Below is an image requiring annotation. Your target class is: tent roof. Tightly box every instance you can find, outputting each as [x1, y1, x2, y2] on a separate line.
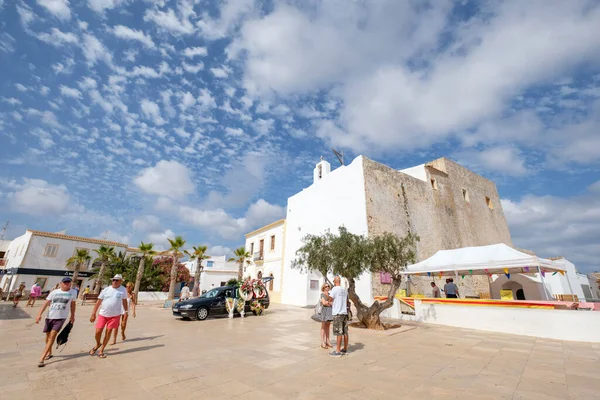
[403, 243, 565, 276]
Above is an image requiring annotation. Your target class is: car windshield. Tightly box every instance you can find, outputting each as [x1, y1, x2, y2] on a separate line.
[201, 289, 220, 299]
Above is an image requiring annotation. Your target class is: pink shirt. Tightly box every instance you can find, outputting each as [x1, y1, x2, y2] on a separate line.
[31, 285, 42, 297]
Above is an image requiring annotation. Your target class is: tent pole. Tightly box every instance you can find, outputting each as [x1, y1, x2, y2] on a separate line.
[538, 266, 550, 300]
[565, 271, 575, 299]
[487, 274, 493, 299]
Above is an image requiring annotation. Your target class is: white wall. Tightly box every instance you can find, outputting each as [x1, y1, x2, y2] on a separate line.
[138, 291, 168, 301]
[200, 270, 238, 292]
[281, 156, 372, 306]
[399, 164, 427, 182]
[413, 300, 600, 342]
[245, 222, 285, 293]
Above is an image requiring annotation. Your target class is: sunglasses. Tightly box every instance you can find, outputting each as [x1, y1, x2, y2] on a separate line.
[112, 279, 120, 282]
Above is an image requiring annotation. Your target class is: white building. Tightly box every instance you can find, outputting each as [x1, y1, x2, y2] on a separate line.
[491, 258, 596, 301]
[244, 219, 285, 303]
[1, 230, 128, 296]
[183, 255, 238, 294]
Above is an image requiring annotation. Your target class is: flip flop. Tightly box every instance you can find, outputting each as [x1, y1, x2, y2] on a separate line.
[89, 346, 99, 356]
[44, 355, 53, 360]
[38, 361, 45, 368]
[98, 353, 107, 359]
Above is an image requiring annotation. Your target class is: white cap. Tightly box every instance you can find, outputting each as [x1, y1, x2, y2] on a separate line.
[112, 274, 123, 281]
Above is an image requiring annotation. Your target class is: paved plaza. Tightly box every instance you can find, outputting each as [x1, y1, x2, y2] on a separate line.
[1, 301, 600, 400]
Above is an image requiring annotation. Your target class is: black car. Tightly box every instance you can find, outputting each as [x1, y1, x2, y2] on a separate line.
[172, 285, 270, 320]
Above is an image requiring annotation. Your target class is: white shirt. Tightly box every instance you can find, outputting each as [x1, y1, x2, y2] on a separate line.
[329, 285, 348, 316]
[47, 289, 77, 320]
[180, 286, 190, 299]
[98, 285, 127, 317]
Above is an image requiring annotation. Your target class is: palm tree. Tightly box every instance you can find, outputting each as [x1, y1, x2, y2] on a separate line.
[229, 247, 252, 281]
[167, 236, 186, 300]
[67, 249, 91, 295]
[184, 245, 210, 297]
[134, 242, 156, 301]
[93, 245, 115, 294]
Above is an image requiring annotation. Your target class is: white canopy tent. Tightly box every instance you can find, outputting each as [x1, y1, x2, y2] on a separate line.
[401, 244, 567, 300]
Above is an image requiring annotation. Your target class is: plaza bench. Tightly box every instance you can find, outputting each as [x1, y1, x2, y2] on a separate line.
[82, 293, 100, 304]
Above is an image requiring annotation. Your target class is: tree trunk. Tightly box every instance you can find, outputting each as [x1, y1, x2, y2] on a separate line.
[167, 257, 178, 300]
[94, 261, 107, 294]
[347, 277, 402, 330]
[193, 263, 203, 297]
[134, 256, 145, 301]
[237, 262, 243, 281]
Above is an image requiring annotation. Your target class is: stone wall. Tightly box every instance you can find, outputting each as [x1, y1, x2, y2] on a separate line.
[363, 157, 513, 298]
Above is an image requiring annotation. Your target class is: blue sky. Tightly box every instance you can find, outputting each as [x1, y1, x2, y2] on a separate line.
[1, 0, 599, 272]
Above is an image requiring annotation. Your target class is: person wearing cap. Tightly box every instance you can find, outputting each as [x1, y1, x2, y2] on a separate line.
[89, 274, 128, 359]
[35, 277, 77, 367]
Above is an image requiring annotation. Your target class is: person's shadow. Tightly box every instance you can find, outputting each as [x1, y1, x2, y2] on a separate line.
[50, 344, 165, 363]
[0, 303, 32, 320]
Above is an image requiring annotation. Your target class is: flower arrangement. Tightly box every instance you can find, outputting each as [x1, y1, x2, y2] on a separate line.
[225, 298, 236, 314]
[236, 298, 246, 314]
[252, 280, 267, 299]
[239, 278, 254, 301]
[250, 300, 264, 316]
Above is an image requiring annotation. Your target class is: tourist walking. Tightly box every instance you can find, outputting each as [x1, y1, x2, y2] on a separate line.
[430, 282, 441, 298]
[180, 282, 190, 301]
[110, 282, 136, 344]
[445, 278, 459, 298]
[329, 276, 349, 357]
[35, 277, 77, 367]
[89, 274, 128, 359]
[316, 283, 333, 349]
[12, 282, 26, 307]
[27, 282, 42, 307]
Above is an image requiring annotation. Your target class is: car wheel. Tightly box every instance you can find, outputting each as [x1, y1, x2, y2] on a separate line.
[196, 307, 209, 321]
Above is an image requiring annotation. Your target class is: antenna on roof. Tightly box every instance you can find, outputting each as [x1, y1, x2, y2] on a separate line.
[331, 148, 344, 166]
[0, 221, 8, 241]
[102, 230, 109, 240]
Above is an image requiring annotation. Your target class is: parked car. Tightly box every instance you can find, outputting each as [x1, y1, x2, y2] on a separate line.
[172, 285, 270, 320]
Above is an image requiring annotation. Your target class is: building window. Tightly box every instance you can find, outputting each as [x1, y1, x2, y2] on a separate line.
[250, 243, 254, 255]
[485, 196, 494, 209]
[462, 189, 470, 202]
[44, 244, 59, 257]
[431, 178, 438, 190]
[206, 261, 214, 268]
[270, 235, 275, 251]
[318, 164, 322, 179]
[380, 272, 392, 284]
[309, 280, 319, 290]
[220, 281, 226, 287]
[259, 239, 264, 259]
[35, 277, 47, 290]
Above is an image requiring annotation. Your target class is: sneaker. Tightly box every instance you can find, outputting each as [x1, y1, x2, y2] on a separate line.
[329, 351, 342, 357]
[340, 349, 347, 354]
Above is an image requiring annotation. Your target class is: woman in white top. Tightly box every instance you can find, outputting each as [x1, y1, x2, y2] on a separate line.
[110, 282, 136, 344]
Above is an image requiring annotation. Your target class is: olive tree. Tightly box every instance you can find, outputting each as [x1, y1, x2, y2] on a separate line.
[292, 226, 419, 330]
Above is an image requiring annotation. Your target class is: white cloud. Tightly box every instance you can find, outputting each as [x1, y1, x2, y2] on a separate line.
[182, 62, 204, 74]
[15, 83, 28, 92]
[36, 28, 77, 46]
[88, 0, 128, 14]
[0, 32, 16, 53]
[197, 0, 257, 39]
[144, 0, 196, 35]
[230, 1, 600, 154]
[183, 46, 207, 58]
[134, 160, 194, 198]
[179, 91, 196, 111]
[59, 85, 82, 99]
[197, 88, 216, 110]
[132, 215, 162, 233]
[207, 246, 232, 257]
[112, 25, 155, 49]
[17, 3, 36, 29]
[502, 181, 600, 272]
[6, 179, 71, 215]
[454, 146, 528, 177]
[210, 67, 229, 78]
[147, 229, 176, 249]
[81, 33, 113, 67]
[140, 99, 166, 125]
[225, 127, 244, 137]
[252, 118, 274, 136]
[36, 0, 71, 20]
[26, 109, 61, 128]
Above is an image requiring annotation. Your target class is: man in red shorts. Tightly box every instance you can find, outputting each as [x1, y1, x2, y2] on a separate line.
[89, 274, 127, 358]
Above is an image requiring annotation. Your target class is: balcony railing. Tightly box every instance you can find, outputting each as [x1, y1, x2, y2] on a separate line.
[253, 252, 264, 261]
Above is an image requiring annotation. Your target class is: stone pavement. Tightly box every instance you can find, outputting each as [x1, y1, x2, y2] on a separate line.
[1, 301, 599, 400]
